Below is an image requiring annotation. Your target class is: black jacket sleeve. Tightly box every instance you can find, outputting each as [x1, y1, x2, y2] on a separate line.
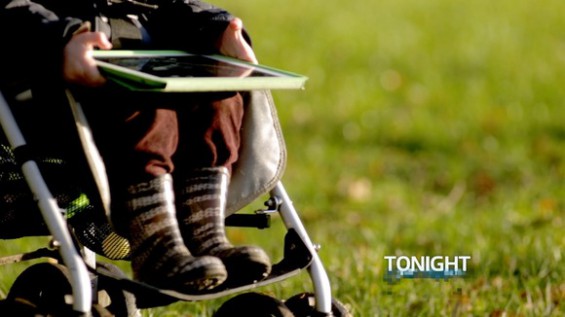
[0, 0, 86, 93]
[142, 0, 251, 54]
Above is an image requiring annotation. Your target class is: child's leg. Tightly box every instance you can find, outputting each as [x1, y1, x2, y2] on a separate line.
[82, 92, 227, 292]
[123, 173, 227, 292]
[174, 93, 272, 286]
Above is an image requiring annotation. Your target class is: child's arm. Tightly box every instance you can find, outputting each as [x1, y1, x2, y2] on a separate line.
[0, 0, 88, 88]
[217, 18, 257, 64]
[63, 27, 113, 87]
[142, 0, 253, 55]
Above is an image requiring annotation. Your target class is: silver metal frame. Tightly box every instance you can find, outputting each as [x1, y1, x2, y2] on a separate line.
[271, 183, 334, 314]
[0, 92, 92, 315]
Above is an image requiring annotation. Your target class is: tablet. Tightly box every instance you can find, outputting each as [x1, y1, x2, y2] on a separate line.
[92, 50, 308, 92]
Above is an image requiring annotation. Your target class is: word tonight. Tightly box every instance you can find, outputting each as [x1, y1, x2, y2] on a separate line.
[384, 255, 471, 272]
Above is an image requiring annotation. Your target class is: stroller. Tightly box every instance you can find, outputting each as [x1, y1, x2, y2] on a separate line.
[0, 81, 351, 316]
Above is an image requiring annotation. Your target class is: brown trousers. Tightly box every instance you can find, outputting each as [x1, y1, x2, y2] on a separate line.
[81, 90, 244, 192]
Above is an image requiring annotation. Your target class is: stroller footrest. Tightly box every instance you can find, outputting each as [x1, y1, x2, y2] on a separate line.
[94, 229, 313, 308]
[225, 213, 271, 229]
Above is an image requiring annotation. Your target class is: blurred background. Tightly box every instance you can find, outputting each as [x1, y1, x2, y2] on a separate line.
[206, 0, 564, 315]
[1, 0, 563, 316]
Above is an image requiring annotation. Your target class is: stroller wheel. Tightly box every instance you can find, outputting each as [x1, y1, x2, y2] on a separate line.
[213, 292, 295, 317]
[0, 298, 42, 316]
[7, 262, 75, 316]
[285, 292, 352, 317]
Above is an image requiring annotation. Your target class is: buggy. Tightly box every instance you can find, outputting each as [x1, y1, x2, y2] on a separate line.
[0, 79, 351, 316]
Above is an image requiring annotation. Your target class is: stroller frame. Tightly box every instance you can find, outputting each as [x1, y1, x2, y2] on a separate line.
[0, 89, 339, 316]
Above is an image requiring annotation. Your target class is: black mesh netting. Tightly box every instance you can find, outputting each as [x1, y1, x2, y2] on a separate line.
[0, 144, 130, 260]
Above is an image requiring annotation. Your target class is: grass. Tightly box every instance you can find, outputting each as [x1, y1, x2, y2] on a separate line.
[1, 0, 564, 316]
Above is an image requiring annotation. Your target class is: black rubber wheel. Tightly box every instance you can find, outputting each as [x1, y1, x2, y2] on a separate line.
[285, 292, 352, 317]
[213, 292, 295, 317]
[0, 298, 43, 316]
[96, 262, 140, 317]
[7, 262, 75, 316]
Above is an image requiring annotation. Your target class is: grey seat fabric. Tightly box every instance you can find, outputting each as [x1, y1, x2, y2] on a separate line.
[226, 90, 286, 215]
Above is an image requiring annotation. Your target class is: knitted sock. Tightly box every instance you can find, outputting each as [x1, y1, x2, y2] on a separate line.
[124, 174, 227, 292]
[178, 167, 271, 287]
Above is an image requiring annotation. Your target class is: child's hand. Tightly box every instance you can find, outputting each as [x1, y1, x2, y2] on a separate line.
[63, 30, 112, 87]
[217, 18, 258, 64]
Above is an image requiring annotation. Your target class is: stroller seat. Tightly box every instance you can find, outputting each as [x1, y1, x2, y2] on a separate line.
[0, 89, 285, 255]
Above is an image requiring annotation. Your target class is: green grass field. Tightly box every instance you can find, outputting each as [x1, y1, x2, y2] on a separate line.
[1, 0, 564, 316]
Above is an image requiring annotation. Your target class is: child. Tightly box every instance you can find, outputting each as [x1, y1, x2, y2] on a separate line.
[0, 0, 271, 292]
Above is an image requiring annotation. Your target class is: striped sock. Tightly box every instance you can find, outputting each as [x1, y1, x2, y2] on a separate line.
[123, 174, 227, 292]
[178, 167, 271, 286]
